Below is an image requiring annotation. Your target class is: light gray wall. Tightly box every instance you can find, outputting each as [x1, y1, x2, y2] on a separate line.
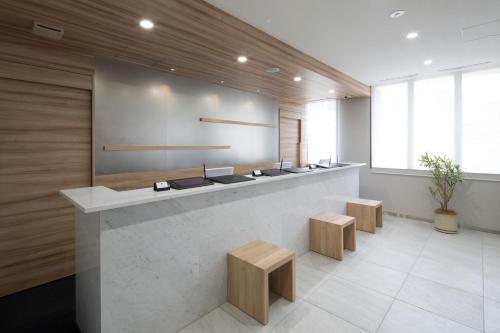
[339, 97, 500, 232]
[95, 59, 278, 175]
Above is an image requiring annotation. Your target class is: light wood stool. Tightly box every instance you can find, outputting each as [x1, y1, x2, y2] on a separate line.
[346, 198, 383, 233]
[227, 240, 295, 325]
[309, 213, 356, 260]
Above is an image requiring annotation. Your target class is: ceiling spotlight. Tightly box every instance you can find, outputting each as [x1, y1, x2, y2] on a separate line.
[406, 31, 418, 39]
[423, 59, 433, 65]
[139, 19, 154, 30]
[220, 80, 224, 84]
[390, 10, 406, 19]
[170, 68, 176, 72]
[237, 56, 248, 63]
[294, 76, 302, 82]
[328, 89, 335, 94]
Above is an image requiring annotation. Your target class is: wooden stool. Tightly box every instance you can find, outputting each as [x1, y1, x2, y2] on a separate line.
[309, 213, 356, 260]
[346, 198, 383, 233]
[227, 240, 295, 325]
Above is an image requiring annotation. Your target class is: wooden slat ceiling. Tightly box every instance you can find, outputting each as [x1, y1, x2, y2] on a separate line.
[0, 0, 370, 103]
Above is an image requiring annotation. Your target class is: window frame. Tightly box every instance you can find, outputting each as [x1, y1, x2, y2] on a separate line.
[370, 67, 500, 178]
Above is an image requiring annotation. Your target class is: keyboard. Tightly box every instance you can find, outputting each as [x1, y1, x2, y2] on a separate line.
[209, 174, 255, 184]
[169, 177, 214, 190]
[261, 169, 289, 176]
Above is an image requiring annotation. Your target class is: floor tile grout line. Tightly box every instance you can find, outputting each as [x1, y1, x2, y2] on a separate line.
[343, 251, 417, 275]
[303, 298, 371, 333]
[330, 274, 399, 299]
[219, 300, 301, 333]
[375, 221, 433, 333]
[305, 273, 397, 332]
[406, 271, 485, 297]
[394, 298, 484, 332]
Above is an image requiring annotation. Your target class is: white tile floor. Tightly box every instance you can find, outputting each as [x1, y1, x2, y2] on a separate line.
[179, 215, 500, 333]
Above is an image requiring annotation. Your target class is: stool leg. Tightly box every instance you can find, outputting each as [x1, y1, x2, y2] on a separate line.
[364, 206, 377, 234]
[331, 224, 344, 260]
[344, 222, 356, 252]
[269, 259, 296, 302]
[376, 206, 383, 228]
[227, 255, 269, 325]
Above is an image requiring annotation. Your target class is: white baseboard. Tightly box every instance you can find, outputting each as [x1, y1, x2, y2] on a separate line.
[384, 211, 500, 235]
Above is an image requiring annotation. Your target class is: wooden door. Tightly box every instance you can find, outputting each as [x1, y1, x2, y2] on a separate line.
[279, 117, 301, 167]
[279, 103, 307, 167]
[0, 78, 92, 296]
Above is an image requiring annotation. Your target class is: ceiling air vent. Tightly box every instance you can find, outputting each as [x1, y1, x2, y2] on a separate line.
[438, 62, 491, 72]
[32, 21, 64, 40]
[265, 67, 280, 74]
[379, 73, 418, 82]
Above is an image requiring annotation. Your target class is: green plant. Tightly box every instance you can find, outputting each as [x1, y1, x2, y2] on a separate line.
[419, 153, 464, 212]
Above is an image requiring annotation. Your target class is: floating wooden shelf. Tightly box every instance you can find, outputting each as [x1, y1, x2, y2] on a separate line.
[103, 145, 230, 151]
[200, 117, 276, 128]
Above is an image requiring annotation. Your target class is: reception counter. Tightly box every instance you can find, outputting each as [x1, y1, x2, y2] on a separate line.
[61, 163, 364, 333]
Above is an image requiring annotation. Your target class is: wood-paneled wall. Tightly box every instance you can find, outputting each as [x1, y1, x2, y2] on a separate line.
[0, 0, 370, 103]
[279, 102, 307, 167]
[0, 39, 93, 297]
[0, 0, 349, 296]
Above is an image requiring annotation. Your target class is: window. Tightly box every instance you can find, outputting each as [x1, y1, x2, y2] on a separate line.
[372, 83, 408, 168]
[412, 76, 455, 168]
[307, 99, 337, 164]
[462, 68, 500, 174]
[372, 66, 500, 174]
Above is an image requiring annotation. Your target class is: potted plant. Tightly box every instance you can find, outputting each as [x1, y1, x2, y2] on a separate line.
[419, 153, 464, 233]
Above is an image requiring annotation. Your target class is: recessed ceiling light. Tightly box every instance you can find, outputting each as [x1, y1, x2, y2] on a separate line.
[328, 89, 335, 94]
[170, 68, 176, 72]
[293, 76, 302, 82]
[237, 56, 248, 63]
[220, 80, 224, 84]
[406, 31, 418, 39]
[390, 10, 406, 18]
[423, 59, 433, 65]
[139, 19, 154, 30]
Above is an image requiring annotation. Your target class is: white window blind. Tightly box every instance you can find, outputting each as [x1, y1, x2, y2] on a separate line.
[372, 83, 408, 168]
[372, 66, 500, 175]
[413, 76, 455, 168]
[307, 99, 337, 164]
[462, 68, 500, 174]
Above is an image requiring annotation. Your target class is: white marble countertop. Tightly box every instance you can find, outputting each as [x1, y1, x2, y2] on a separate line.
[60, 163, 364, 213]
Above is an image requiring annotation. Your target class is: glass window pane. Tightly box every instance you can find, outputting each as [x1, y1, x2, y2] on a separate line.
[413, 76, 455, 168]
[462, 68, 500, 174]
[372, 83, 408, 168]
[307, 100, 337, 164]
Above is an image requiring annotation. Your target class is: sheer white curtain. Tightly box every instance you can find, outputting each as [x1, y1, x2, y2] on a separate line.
[307, 99, 337, 164]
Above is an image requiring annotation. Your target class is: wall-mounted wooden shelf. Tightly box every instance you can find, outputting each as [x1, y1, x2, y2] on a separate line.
[200, 117, 276, 128]
[103, 145, 230, 151]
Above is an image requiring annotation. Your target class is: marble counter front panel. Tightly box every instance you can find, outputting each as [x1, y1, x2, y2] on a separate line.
[74, 166, 360, 333]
